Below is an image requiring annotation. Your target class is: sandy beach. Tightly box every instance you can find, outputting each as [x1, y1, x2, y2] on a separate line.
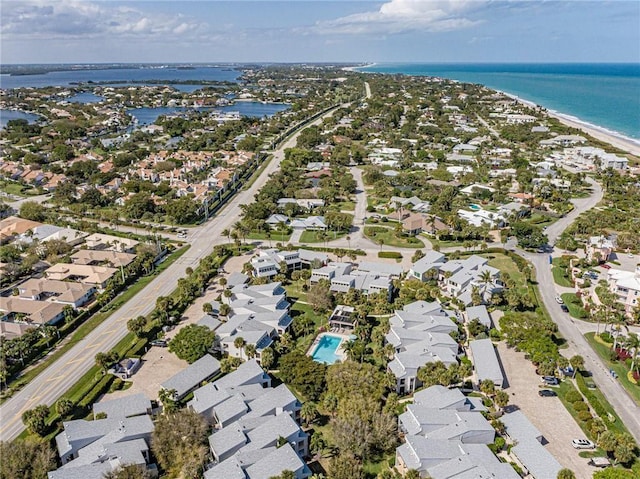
[501, 92, 640, 157]
[548, 111, 640, 157]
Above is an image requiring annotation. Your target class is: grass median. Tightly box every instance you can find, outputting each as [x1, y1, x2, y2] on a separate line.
[584, 332, 640, 406]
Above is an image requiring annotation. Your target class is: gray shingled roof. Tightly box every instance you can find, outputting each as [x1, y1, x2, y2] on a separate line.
[469, 339, 504, 387]
[465, 305, 492, 327]
[93, 393, 151, 419]
[161, 354, 220, 399]
[502, 411, 562, 479]
[244, 443, 307, 479]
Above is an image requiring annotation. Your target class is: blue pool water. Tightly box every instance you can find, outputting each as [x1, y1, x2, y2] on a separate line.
[311, 335, 342, 364]
[469, 204, 481, 211]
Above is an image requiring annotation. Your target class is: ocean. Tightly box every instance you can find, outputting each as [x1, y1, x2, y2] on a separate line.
[360, 63, 640, 141]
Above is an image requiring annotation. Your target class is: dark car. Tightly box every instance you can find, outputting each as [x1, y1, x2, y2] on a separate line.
[538, 389, 557, 397]
[560, 304, 569, 313]
[150, 339, 168, 347]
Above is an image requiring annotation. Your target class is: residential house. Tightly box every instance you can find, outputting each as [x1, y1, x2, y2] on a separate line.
[83, 233, 139, 253]
[70, 250, 136, 268]
[16, 278, 96, 309]
[502, 411, 562, 479]
[606, 265, 640, 315]
[465, 305, 492, 328]
[250, 249, 301, 278]
[53, 415, 154, 466]
[0, 216, 42, 244]
[386, 301, 459, 394]
[409, 251, 446, 282]
[93, 393, 152, 420]
[161, 354, 221, 400]
[395, 385, 518, 479]
[0, 297, 66, 326]
[587, 235, 616, 263]
[469, 339, 505, 388]
[289, 216, 327, 231]
[44, 263, 117, 289]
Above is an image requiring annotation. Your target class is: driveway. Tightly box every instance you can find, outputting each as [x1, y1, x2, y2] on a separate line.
[498, 343, 594, 478]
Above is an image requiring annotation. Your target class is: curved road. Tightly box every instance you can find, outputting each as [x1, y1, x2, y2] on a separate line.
[0, 104, 347, 442]
[517, 178, 640, 441]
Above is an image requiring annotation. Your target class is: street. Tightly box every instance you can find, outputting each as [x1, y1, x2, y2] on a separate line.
[0, 104, 346, 442]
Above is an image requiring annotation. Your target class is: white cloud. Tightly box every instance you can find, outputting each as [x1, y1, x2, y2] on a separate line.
[308, 0, 487, 35]
[0, 1, 208, 40]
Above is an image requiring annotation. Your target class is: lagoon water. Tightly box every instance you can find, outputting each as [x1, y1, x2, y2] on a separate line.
[0, 109, 41, 129]
[361, 63, 640, 140]
[128, 102, 289, 125]
[0, 66, 240, 90]
[68, 92, 104, 103]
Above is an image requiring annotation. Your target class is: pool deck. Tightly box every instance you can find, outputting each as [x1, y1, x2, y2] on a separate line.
[307, 331, 352, 363]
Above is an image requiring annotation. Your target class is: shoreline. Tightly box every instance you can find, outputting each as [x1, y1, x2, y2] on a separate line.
[353, 65, 640, 157]
[500, 91, 640, 156]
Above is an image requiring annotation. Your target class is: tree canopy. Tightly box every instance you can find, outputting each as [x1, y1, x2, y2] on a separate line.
[168, 324, 216, 364]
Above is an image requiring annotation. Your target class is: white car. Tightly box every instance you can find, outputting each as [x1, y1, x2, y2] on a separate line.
[572, 439, 595, 449]
[555, 296, 564, 304]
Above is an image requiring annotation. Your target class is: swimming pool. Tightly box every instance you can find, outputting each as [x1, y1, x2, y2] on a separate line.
[469, 204, 481, 211]
[311, 334, 343, 364]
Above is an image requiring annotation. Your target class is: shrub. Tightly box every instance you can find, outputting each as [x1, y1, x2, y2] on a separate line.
[565, 390, 583, 403]
[578, 411, 593, 422]
[378, 251, 402, 259]
[572, 401, 589, 412]
[494, 437, 506, 451]
[599, 332, 614, 344]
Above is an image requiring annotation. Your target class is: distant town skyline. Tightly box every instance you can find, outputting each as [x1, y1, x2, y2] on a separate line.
[2, 1, 639, 64]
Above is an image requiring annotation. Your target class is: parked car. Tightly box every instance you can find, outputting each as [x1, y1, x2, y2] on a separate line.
[602, 264, 611, 269]
[560, 304, 569, 313]
[572, 439, 595, 449]
[538, 389, 557, 397]
[150, 339, 168, 347]
[555, 296, 564, 304]
[541, 376, 559, 385]
[177, 230, 187, 238]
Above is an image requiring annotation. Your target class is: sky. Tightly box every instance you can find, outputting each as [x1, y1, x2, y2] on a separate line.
[1, 0, 639, 64]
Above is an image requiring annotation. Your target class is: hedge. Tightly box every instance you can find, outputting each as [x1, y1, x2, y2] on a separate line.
[576, 374, 609, 421]
[565, 390, 583, 403]
[378, 251, 402, 259]
[78, 374, 115, 409]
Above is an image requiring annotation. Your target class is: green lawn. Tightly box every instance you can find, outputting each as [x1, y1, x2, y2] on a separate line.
[486, 252, 530, 296]
[551, 257, 575, 287]
[552, 266, 574, 287]
[299, 230, 348, 243]
[0, 181, 27, 197]
[561, 293, 588, 319]
[330, 200, 355, 211]
[247, 231, 291, 242]
[425, 237, 467, 249]
[584, 332, 640, 405]
[364, 226, 424, 249]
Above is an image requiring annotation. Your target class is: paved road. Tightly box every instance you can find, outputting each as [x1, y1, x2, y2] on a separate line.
[0, 104, 346, 442]
[516, 178, 640, 442]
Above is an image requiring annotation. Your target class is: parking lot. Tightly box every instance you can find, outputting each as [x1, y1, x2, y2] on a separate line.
[96, 253, 251, 403]
[498, 343, 594, 478]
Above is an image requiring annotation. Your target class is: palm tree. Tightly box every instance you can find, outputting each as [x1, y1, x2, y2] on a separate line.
[244, 344, 256, 360]
[222, 228, 231, 244]
[624, 333, 640, 372]
[234, 336, 246, 360]
[300, 401, 318, 426]
[569, 355, 585, 378]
